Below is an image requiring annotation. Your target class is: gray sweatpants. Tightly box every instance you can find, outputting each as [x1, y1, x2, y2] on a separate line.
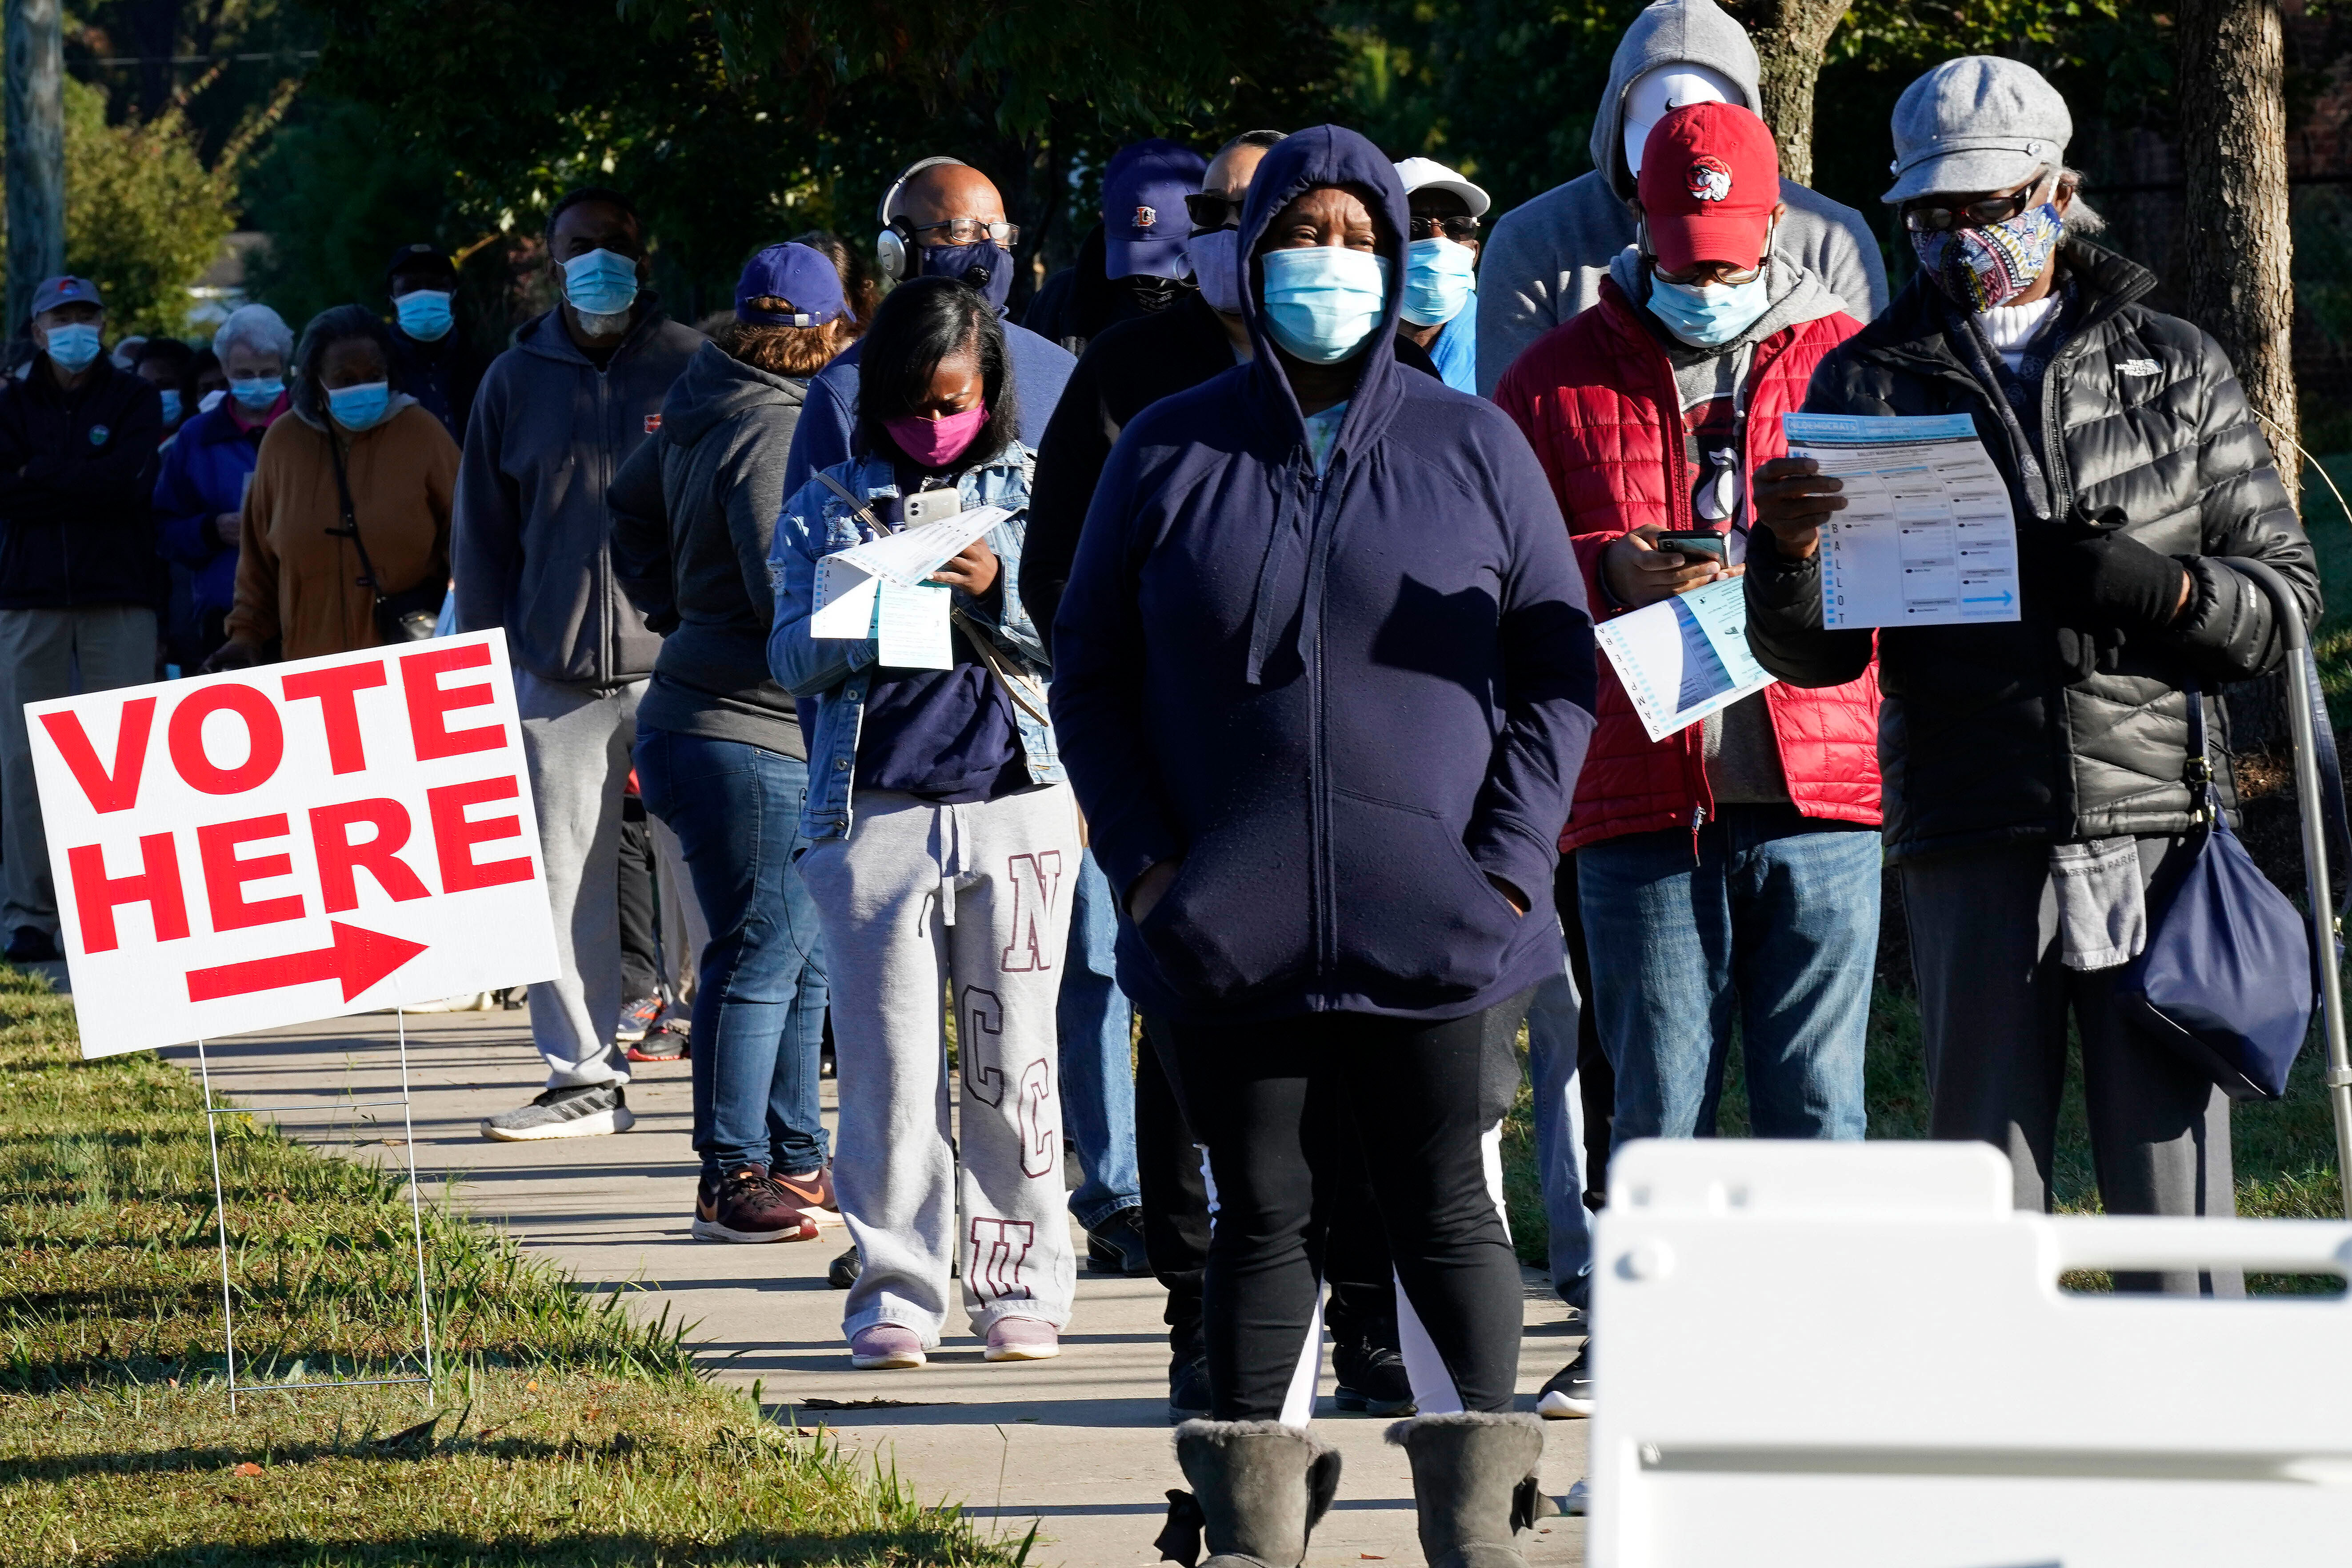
[1901, 835, 2240, 1295]
[0, 605, 157, 935]
[800, 785, 1081, 1345]
[518, 671, 645, 1089]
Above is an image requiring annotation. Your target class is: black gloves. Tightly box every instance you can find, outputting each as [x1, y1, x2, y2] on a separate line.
[2025, 514, 2192, 632]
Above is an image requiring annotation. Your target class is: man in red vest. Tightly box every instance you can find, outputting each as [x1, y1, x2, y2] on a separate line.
[1496, 101, 1883, 1424]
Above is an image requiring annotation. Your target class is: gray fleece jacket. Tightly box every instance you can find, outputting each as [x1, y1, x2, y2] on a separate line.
[608, 339, 807, 759]
[1474, 0, 1888, 396]
[452, 303, 704, 688]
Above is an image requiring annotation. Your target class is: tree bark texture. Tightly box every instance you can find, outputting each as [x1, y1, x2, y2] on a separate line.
[2179, 0, 2300, 515]
[1726, 0, 1854, 188]
[3, 0, 64, 337]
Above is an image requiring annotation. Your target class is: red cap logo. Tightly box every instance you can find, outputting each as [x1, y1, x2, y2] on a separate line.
[1687, 156, 1733, 204]
[1134, 205, 1158, 230]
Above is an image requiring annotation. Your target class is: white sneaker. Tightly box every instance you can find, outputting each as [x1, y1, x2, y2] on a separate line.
[480, 1084, 634, 1141]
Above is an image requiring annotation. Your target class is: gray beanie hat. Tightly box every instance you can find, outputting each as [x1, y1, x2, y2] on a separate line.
[1883, 56, 2071, 204]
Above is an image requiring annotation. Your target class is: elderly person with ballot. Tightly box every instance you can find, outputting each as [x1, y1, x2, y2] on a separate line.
[1743, 57, 2318, 1285]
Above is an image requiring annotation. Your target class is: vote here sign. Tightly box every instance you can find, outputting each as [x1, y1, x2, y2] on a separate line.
[27, 630, 559, 1057]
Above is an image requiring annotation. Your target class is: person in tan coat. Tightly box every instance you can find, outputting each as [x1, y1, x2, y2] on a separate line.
[211, 304, 456, 666]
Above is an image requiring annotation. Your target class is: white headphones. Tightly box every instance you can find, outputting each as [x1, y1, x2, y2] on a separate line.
[876, 156, 970, 282]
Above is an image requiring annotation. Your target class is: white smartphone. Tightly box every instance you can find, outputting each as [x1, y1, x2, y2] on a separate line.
[902, 488, 962, 528]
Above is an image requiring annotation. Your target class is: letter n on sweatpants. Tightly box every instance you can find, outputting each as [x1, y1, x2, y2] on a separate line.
[799, 784, 1081, 1345]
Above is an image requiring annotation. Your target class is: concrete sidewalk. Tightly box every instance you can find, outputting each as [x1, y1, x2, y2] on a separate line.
[164, 1006, 1589, 1566]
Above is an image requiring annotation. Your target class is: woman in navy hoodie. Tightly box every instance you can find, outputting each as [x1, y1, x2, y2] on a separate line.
[1052, 126, 1596, 1567]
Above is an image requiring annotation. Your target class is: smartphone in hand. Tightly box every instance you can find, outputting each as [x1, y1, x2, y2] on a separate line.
[1654, 531, 1729, 565]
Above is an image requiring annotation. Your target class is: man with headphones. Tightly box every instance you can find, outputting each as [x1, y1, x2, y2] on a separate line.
[778, 156, 1076, 496]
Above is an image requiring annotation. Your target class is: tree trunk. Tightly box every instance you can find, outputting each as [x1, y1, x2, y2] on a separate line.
[2180, 0, 2300, 754]
[1726, 0, 1854, 188]
[4, 0, 65, 337]
[2179, 0, 2299, 514]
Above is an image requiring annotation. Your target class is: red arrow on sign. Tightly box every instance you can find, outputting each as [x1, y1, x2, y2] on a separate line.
[184, 922, 429, 1004]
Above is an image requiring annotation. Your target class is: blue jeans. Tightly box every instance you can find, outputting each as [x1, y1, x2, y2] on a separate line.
[634, 728, 831, 1176]
[1059, 848, 1140, 1228]
[1522, 966, 1591, 1301]
[1577, 805, 1877, 1149]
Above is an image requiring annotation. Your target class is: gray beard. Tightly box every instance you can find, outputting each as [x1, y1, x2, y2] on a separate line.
[574, 307, 633, 337]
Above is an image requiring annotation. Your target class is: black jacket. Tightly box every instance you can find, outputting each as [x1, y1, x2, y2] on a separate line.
[0, 355, 165, 610]
[1745, 240, 2316, 858]
[390, 324, 485, 444]
[1023, 292, 1441, 648]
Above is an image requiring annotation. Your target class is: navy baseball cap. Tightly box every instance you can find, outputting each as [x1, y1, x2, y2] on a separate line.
[736, 242, 847, 326]
[30, 276, 101, 316]
[385, 242, 457, 283]
[1102, 138, 1208, 280]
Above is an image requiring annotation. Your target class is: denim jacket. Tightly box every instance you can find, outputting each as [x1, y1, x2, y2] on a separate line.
[767, 443, 1059, 842]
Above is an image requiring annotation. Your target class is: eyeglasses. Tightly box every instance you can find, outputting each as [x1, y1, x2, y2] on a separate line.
[1184, 192, 1243, 231]
[1641, 216, 1772, 287]
[1408, 215, 1480, 243]
[908, 217, 1021, 248]
[1902, 176, 2050, 233]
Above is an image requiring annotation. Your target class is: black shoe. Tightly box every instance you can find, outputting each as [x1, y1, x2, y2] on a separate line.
[1084, 1206, 1152, 1276]
[1168, 1352, 1212, 1424]
[827, 1244, 861, 1289]
[1537, 1339, 1593, 1419]
[4, 926, 56, 963]
[1332, 1334, 1416, 1416]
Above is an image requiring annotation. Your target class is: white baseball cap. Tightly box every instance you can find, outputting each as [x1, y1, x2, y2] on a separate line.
[1392, 156, 1492, 218]
[1620, 63, 1741, 177]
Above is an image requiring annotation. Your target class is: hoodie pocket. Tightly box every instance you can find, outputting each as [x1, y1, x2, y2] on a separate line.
[1328, 786, 1518, 1004]
[1134, 828, 1314, 1008]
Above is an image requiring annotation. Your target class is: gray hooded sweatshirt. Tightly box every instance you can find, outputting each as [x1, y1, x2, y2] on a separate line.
[608, 338, 808, 758]
[452, 303, 704, 687]
[1474, 0, 1887, 396]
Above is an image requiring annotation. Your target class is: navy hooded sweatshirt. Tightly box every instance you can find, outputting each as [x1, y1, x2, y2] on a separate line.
[1051, 126, 1598, 1025]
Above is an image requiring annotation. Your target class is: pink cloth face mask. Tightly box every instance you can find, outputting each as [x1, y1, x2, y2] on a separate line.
[884, 406, 988, 469]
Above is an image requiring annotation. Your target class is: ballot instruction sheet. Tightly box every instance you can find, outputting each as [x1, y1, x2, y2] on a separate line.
[1593, 576, 1777, 743]
[809, 504, 1007, 669]
[1782, 412, 2020, 630]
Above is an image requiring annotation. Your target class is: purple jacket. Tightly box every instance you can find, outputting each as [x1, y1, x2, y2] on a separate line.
[1050, 127, 1598, 1024]
[154, 399, 273, 624]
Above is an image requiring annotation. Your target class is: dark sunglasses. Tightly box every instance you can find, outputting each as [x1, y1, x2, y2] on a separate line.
[1902, 176, 2051, 234]
[1184, 192, 1243, 231]
[1408, 215, 1480, 243]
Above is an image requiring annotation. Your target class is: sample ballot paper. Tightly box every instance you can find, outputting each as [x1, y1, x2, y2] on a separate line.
[1593, 576, 1777, 743]
[809, 504, 1008, 669]
[1782, 412, 2021, 630]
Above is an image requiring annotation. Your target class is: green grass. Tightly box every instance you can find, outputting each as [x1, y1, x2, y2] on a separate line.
[0, 967, 1026, 1567]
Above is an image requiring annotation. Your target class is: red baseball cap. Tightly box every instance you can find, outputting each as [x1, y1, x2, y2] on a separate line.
[1637, 102, 1781, 274]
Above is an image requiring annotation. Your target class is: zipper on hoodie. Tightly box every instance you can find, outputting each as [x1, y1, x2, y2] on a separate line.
[1304, 460, 1336, 984]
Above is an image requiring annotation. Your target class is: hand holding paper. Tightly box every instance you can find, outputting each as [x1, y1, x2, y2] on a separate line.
[809, 503, 1008, 670]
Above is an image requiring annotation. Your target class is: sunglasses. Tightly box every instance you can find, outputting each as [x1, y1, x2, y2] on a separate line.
[1408, 215, 1481, 243]
[1902, 176, 2051, 234]
[1184, 192, 1243, 231]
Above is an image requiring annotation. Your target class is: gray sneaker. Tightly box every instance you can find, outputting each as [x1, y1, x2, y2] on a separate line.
[481, 1084, 634, 1142]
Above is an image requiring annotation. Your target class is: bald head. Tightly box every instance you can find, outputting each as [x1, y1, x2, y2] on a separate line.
[896, 163, 1007, 235]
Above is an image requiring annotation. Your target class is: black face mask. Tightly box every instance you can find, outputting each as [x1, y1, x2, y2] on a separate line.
[1126, 274, 1182, 314]
[918, 240, 1013, 313]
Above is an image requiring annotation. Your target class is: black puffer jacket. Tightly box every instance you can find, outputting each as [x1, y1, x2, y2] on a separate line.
[1746, 240, 2316, 860]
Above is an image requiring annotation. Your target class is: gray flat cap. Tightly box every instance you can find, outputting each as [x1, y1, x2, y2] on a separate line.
[1883, 56, 2071, 204]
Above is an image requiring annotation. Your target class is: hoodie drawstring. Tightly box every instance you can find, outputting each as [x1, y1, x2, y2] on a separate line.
[1243, 452, 1314, 686]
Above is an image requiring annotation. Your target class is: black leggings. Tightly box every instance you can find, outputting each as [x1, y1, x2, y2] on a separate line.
[1164, 997, 1529, 1420]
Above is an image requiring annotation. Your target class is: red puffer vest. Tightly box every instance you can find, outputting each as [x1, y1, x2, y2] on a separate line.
[1495, 276, 1881, 852]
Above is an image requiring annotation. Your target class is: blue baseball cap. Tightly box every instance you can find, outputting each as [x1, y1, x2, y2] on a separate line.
[735, 242, 847, 326]
[1101, 138, 1208, 280]
[30, 276, 102, 317]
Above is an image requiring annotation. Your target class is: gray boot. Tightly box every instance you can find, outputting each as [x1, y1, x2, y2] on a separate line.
[1386, 1410, 1550, 1568]
[1158, 1418, 1342, 1566]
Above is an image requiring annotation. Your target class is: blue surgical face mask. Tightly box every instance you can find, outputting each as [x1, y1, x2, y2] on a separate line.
[1188, 228, 1244, 316]
[395, 288, 455, 342]
[44, 322, 101, 373]
[1258, 246, 1392, 365]
[1400, 237, 1476, 328]
[561, 248, 640, 318]
[326, 380, 392, 432]
[230, 376, 283, 411]
[158, 388, 182, 426]
[1645, 272, 1772, 348]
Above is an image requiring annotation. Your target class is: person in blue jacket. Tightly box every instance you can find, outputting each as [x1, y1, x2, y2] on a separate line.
[152, 304, 293, 670]
[1052, 126, 1597, 1567]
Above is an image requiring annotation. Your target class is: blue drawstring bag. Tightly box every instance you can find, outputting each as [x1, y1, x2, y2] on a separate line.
[2117, 680, 2327, 1101]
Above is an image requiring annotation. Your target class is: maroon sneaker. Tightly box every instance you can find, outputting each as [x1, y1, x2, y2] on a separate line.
[692, 1166, 817, 1243]
[771, 1164, 837, 1214]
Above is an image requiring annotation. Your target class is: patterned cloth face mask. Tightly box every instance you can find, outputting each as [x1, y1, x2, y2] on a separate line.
[1912, 200, 2064, 313]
